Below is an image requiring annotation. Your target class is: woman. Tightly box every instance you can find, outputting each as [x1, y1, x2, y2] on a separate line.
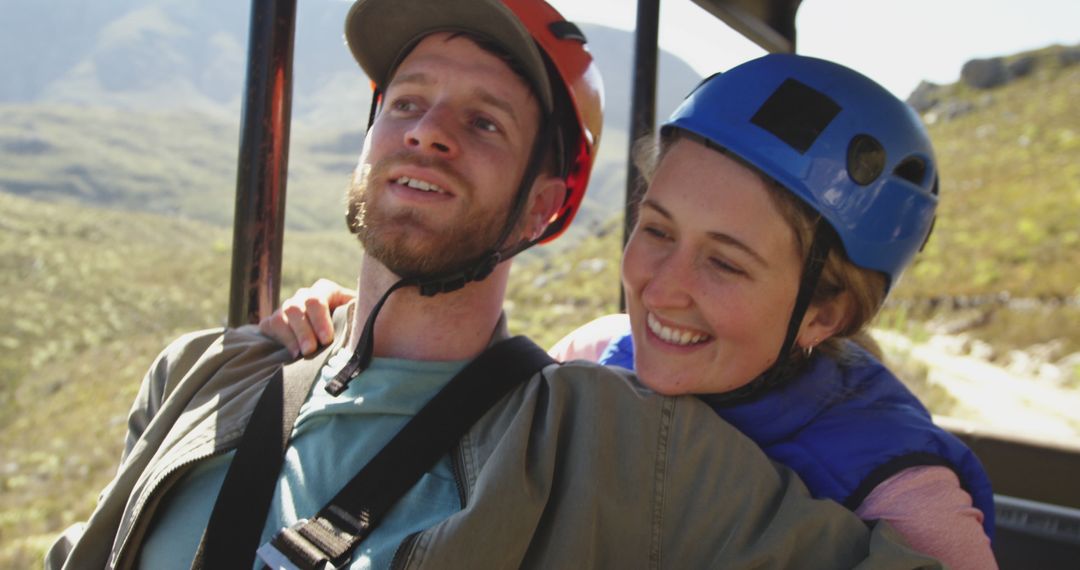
[264, 54, 996, 569]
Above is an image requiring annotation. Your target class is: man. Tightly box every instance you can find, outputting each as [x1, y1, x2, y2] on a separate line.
[47, 0, 942, 568]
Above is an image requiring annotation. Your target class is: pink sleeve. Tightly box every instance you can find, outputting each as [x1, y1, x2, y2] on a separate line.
[855, 465, 997, 570]
[547, 314, 630, 363]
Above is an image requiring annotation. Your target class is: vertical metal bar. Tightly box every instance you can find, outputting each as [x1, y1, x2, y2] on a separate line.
[228, 0, 297, 327]
[621, 0, 660, 311]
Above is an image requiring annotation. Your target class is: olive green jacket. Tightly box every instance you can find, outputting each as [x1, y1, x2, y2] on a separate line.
[46, 315, 940, 569]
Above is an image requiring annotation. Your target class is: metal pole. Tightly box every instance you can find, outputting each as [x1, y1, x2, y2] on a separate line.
[228, 0, 297, 327]
[621, 0, 660, 311]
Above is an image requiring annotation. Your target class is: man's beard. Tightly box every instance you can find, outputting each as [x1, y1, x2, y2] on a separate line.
[345, 153, 514, 279]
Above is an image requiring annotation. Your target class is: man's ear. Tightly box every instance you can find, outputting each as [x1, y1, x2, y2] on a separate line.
[796, 292, 853, 350]
[524, 175, 566, 241]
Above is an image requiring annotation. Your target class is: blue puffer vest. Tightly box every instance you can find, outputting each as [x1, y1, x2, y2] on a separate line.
[600, 331, 995, 539]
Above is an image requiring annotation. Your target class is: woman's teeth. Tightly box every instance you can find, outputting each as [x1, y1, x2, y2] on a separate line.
[647, 313, 709, 346]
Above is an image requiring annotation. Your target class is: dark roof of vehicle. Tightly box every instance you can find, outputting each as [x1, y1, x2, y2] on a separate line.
[690, 0, 802, 52]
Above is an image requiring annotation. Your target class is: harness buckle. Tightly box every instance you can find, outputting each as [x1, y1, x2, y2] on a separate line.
[256, 518, 352, 570]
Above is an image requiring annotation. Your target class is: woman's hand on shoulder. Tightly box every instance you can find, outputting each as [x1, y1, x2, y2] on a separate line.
[259, 278, 356, 357]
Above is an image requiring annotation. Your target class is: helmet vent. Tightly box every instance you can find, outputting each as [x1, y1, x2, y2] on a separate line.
[750, 79, 840, 154]
[894, 156, 928, 186]
[549, 21, 587, 43]
[847, 134, 886, 185]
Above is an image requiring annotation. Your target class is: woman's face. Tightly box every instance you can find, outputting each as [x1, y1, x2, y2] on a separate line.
[621, 137, 808, 395]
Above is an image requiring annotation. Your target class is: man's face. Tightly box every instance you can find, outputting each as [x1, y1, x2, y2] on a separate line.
[346, 32, 542, 278]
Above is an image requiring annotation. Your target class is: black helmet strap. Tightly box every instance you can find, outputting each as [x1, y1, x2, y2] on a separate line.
[328, 103, 555, 395]
[705, 220, 834, 406]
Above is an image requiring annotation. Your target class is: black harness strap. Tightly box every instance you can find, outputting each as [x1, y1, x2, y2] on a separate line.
[193, 343, 339, 569]
[260, 335, 554, 569]
[193, 334, 554, 569]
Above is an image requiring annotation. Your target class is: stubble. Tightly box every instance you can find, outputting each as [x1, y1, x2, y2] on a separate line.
[345, 153, 512, 279]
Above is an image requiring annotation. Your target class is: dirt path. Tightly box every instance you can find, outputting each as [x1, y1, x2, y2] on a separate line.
[874, 330, 1080, 442]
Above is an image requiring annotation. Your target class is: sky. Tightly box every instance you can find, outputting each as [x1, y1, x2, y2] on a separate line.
[549, 0, 1080, 99]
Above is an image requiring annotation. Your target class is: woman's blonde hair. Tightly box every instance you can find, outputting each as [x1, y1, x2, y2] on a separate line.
[633, 131, 888, 365]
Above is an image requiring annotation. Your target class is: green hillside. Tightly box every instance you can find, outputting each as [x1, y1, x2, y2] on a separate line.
[880, 45, 1080, 357]
[0, 193, 365, 564]
[904, 47, 1080, 297]
[0, 191, 620, 564]
[0, 104, 361, 232]
[1, 44, 1078, 565]
[0, 103, 630, 243]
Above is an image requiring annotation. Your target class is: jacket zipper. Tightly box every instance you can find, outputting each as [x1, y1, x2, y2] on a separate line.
[112, 445, 235, 569]
[388, 445, 469, 570]
[389, 531, 420, 570]
[450, 443, 469, 507]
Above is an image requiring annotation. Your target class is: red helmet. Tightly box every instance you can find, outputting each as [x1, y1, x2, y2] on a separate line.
[345, 0, 603, 243]
[503, 0, 604, 242]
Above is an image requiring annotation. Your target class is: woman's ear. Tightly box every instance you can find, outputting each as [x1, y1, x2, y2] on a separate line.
[796, 292, 854, 350]
[524, 175, 566, 241]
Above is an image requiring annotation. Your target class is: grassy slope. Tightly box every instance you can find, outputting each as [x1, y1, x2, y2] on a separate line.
[0, 104, 629, 241]
[506, 221, 624, 350]
[0, 104, 368, 234]
[904, 50, 1080, 297]
[0, 192, 617, 565]
[0, 105, 238, 224]
[880, 47, 1080, 356]
[0, 193, 361, 564]
[2, 46, 1078, 565]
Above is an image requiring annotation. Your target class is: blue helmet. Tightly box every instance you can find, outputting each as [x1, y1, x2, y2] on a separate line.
[662, 53, 938, 290]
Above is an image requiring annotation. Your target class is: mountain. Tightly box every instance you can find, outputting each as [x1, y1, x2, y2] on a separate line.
[874, 45, 1080, 379]
[0, 0, 701, 235]
[0, 6, 699, 561]
[892, 45, 1080, 301]
[0, 1, 701, 122]
[1, 39, 1079, 565]
[0, 1, 249, 113]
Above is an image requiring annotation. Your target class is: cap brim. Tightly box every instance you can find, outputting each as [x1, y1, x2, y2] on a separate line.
[344, 0, 553, 112]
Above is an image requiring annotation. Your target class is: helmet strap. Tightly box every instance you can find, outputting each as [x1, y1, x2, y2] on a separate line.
[325, 275, 416, 396]
[407, 105, 555, 298]
[367, 87, 382, 130]
[704, 220, 834, 406]
[326, 112, 554, 395]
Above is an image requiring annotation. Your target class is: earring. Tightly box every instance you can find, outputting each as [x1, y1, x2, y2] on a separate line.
[804, 339, 818, 358]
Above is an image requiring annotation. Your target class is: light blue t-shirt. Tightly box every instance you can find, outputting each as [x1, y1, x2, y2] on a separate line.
[138, 350, 468, 570]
